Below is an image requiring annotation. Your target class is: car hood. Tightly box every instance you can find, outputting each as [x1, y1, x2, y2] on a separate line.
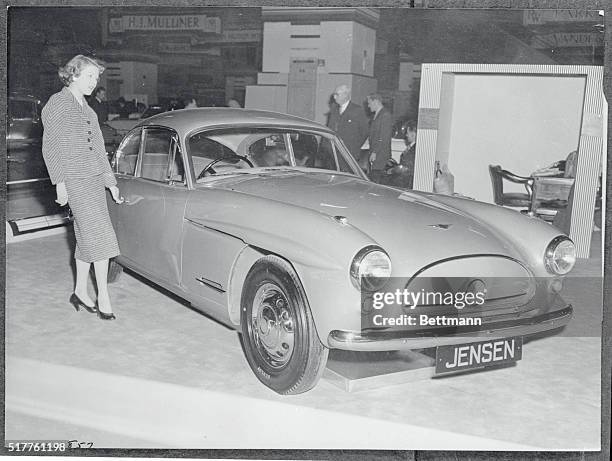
[208, 170, 521, 271]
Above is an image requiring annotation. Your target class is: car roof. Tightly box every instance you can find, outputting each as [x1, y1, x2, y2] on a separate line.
[136, 107, 333, 136]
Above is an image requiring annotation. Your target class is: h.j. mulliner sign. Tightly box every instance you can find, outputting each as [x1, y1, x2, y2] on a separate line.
[109, 15, 221, 33]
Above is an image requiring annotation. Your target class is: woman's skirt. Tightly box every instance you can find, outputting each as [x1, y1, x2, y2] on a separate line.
[65, 174, 120, 263]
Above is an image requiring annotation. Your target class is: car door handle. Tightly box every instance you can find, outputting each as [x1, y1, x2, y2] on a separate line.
[122, 195, 144, 205]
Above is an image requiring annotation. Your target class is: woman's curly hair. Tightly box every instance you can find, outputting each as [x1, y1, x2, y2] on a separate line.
[58, 55, 105, 87]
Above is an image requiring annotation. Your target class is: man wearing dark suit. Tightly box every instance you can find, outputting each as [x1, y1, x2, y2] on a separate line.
[366, 93, 393, 183]
[327, 84, 369, 163]
[89, 87, 108, 125]
[395, 120, 417, 189]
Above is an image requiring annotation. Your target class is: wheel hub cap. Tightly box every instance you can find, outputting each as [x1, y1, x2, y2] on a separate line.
[251, 283, 295, 368]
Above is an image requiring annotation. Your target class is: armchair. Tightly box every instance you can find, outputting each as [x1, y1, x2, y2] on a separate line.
[488, 165, 533, 208]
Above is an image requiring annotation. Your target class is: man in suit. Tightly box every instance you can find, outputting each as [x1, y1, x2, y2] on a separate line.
[89, 87, 108, 125]
[327, 84, 369, 163]
[366, 93, 393, 183]
[393, 120, 417, 189]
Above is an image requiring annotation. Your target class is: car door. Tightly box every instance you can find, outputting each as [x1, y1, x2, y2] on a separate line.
[111, 128, 142, 263]
[180, 131, 249, 318]
[113, 126, 189, 286]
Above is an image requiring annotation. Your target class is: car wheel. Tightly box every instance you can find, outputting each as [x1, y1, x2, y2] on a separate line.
[107, 258, 123, 283]
[240, 255, 328, 395]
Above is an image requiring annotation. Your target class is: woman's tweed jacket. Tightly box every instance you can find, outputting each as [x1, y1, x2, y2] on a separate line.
[42, 86, 116, 188]
[41, 86, 120, 262]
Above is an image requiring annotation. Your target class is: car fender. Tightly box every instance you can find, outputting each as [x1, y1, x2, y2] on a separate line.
[187, 189, 374, 342]
[186, 188, 377, 272]
[226, 245, 362, 346]
[226, 245, 265, 326]
[423, 193, 570, 276]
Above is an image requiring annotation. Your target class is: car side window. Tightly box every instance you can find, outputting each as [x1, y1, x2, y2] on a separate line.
[115, 129, 141, 176]
[335, 141, 355, 174]
[169, 136, 186, 185]
[141, 128, 173, 182]
[290, 133, 352, 173]
[291, 133, 317, 167]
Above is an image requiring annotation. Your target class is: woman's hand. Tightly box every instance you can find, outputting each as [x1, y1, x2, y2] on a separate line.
[109, 185, 124, 204]
[55, 182, 68, 206]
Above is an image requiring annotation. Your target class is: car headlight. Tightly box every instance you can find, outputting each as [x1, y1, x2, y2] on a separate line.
[350, 246, 392, 292]
[544, 236, 576, 275]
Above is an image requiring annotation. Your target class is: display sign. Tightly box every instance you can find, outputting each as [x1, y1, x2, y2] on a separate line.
[193, 29, 261, 44]
[532, 32, 603, 48]
[109, 15, 221, 33]
[435, 337, 523, 375]
[159, 42, 221, 55]
[523, 9, 601, 25]
[159, 42, 192, 53]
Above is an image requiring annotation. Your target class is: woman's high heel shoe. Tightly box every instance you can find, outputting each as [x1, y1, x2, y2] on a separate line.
[70, 293, 98, 314]
[97, 310, 116, 321]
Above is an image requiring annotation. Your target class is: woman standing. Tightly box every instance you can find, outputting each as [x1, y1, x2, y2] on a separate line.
[42, 55, 123, 320]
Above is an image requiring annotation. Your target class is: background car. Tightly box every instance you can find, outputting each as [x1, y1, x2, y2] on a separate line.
[6, 94, 68, 236]
[6, 94, 120, 237]
[107, 108, 576, 394]
[7, 93, 43, 148]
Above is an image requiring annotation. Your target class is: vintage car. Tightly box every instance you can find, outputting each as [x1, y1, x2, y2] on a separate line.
[107, 108, 576, 394]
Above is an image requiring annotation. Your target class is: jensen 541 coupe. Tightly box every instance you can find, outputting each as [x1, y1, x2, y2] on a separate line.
[108, 108, 575, 394]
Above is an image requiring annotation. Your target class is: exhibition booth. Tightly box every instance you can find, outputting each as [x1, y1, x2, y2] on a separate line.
[5, 6, 606, 454]
[413, 63, 605, 258]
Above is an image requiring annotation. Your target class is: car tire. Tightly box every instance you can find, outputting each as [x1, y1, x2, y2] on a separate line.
[107, 258, 123, 283]
[240, 255, 328, 395]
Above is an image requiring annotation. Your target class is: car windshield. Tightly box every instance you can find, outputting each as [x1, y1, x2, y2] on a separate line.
[188, 127, 362, 183]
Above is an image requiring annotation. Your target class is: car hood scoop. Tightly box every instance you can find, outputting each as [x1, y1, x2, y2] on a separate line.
[215, 172, 519, 267]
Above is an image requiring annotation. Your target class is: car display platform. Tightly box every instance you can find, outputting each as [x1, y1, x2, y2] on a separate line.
[324, 350, 435, 392]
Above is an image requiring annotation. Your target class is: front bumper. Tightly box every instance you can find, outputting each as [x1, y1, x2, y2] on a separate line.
[328, 305, 572, 351]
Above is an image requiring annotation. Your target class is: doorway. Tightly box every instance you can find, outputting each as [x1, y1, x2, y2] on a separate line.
[287, 58, 317, 121]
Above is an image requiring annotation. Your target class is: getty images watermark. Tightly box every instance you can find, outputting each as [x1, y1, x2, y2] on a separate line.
[369, 285, 486, 327]
[359, 277, 545, 331]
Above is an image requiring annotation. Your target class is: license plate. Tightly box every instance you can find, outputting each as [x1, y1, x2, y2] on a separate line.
[435, 337, 522, 375]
